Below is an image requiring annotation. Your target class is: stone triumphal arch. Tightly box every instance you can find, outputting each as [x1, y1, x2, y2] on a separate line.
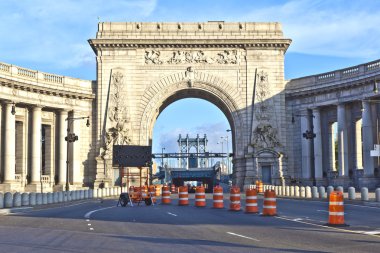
[88, 22, 291, 188]
[3, 21, 378, 192]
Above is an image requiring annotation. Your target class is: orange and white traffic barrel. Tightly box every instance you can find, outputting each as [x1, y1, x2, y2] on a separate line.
[257, 181, 264, 194]
[195, 186, 206, 207]
[178, 186, 189, 206]
[328, 191, 347, 226]
[161, 185, 171, 204]
[213, 185, 224, 208]
[155, 185, 161, 198]
[262, 189, 277, 216]
[148, 185, 156, 203]
[245, 188, 259, 213]
[171, 184, 176, 194]
[229, 186, 241, 211]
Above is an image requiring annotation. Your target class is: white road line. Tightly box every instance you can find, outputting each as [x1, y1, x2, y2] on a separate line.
[275, 216, 380, 238]
[317, 210, 346, 214]
[86, 219, 90, 222]
[279, 198, 380, 209]
[84, 206, 115, 219]
[364, 231, 380, 235]
[87, 224, 91, 226]
[167, 212, 177, 217]
[227, 232, 260, 242]
[89, 228, 94, 231]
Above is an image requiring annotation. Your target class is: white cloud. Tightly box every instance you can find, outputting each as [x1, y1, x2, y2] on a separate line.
[240, 0, 380, 58]
[0, 0, 157, 77]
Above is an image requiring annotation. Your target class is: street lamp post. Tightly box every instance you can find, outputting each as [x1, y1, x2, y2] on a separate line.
[161, 147, 165, 168]
[65, 114, 90, 191]
[226, 129, 232, 174]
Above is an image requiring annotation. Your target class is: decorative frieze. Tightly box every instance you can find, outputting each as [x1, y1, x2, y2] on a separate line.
[145, 50, 238, 65]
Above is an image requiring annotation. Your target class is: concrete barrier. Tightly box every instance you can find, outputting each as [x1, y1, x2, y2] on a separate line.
[13, 192, 22, 207]
[47, 192, 53, 204]
[102, 188, 106, 198]
[286, 186, 290, 196]
[79, 190, 84, 199]
[63, 191, 68, 202]
[58, 192, 63, 202]
[84, 190, 88, 199]
[4, 192, 13, 208]
[305, 186, 311, 198]
[336, 186, 344, 193]
[300, 186, 306, 198]
[22, 193, 29, 206]
[295, 186, 300, 197]
[0, 193, 4, 208]
[376, 188, 380, 202]
[361, 187, 369, 201]
[311, 186, 318, 198]
[318, 186, 326, 198]
[36, 193, 43, 205]
[117, 187, 121, 195]
[289, 186, 293, 196]
[327, 186, 334, 197]
[88, 189, 93, 199]
[97, 188, 102, 198]
[29, 192, 36, 206]
[42, 193, 48, 205]
[348, 187, 356, 200]
[93, 188, 98, 198]
[53, 192, 58, 203]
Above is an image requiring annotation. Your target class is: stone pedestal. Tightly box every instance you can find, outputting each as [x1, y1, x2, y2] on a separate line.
[358, 176, 379, 190]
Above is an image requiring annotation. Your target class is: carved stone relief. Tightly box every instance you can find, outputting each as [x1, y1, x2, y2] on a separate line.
[145, 50, 238, 65]
[101, 70, 131, 159]
[252, 70, 281, 149]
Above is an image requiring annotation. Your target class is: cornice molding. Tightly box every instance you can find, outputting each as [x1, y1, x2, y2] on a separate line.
[0, 77, 95, 100]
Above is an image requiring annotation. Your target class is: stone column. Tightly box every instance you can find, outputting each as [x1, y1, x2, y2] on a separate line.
[3, 102, 16, 182]
[58, 110, 68, 185]
[31, 106, 42, 183]
[313, 108, 323, 179]
[362, 101, 374, 176]
[337, 103, 349, 177]
[301, 115, 311, 179]
[355, 119, 363, 169]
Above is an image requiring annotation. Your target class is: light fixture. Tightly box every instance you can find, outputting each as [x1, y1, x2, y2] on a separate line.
[11, 102, 16, 115]
[373, 80, 378, 94]
[86, 117, 90, 127]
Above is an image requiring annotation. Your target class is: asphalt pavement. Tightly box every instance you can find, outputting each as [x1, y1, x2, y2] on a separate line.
[0, 195, 379, 253]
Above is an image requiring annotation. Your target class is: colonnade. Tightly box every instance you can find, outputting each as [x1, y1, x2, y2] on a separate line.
[300, 100, 378, 187]
[0, 102, 81, 192]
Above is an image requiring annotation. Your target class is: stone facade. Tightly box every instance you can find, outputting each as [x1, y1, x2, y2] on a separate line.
[0, 22, 379, 192]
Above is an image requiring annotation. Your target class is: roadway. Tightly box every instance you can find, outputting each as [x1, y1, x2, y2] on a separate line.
[0, 195, 379, 253]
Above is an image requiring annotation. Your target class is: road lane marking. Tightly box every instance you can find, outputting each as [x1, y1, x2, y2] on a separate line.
[84, 206, 115, 219]
[364, 231, 380, 235]
[89, 228, 94, 231]
[275, 216, 380, 238]
[317, 210, 346, 214]
[87, 224, 91, 226]
[279, 198, 380, 209]
[227, 232, 260, 242]
[167, 212, 177, 216]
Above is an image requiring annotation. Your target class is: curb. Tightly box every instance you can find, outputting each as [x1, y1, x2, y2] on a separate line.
[0, 207, 33, 215]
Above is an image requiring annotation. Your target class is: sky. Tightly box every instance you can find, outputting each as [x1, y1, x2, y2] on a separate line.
[1, 0, 379, 164]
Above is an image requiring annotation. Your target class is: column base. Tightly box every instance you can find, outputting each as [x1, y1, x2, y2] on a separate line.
[329, 176, 353, 189]
[314, 178, 327, 187]
[0, 182, 22, 192]
[358, 176, 380, 190]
